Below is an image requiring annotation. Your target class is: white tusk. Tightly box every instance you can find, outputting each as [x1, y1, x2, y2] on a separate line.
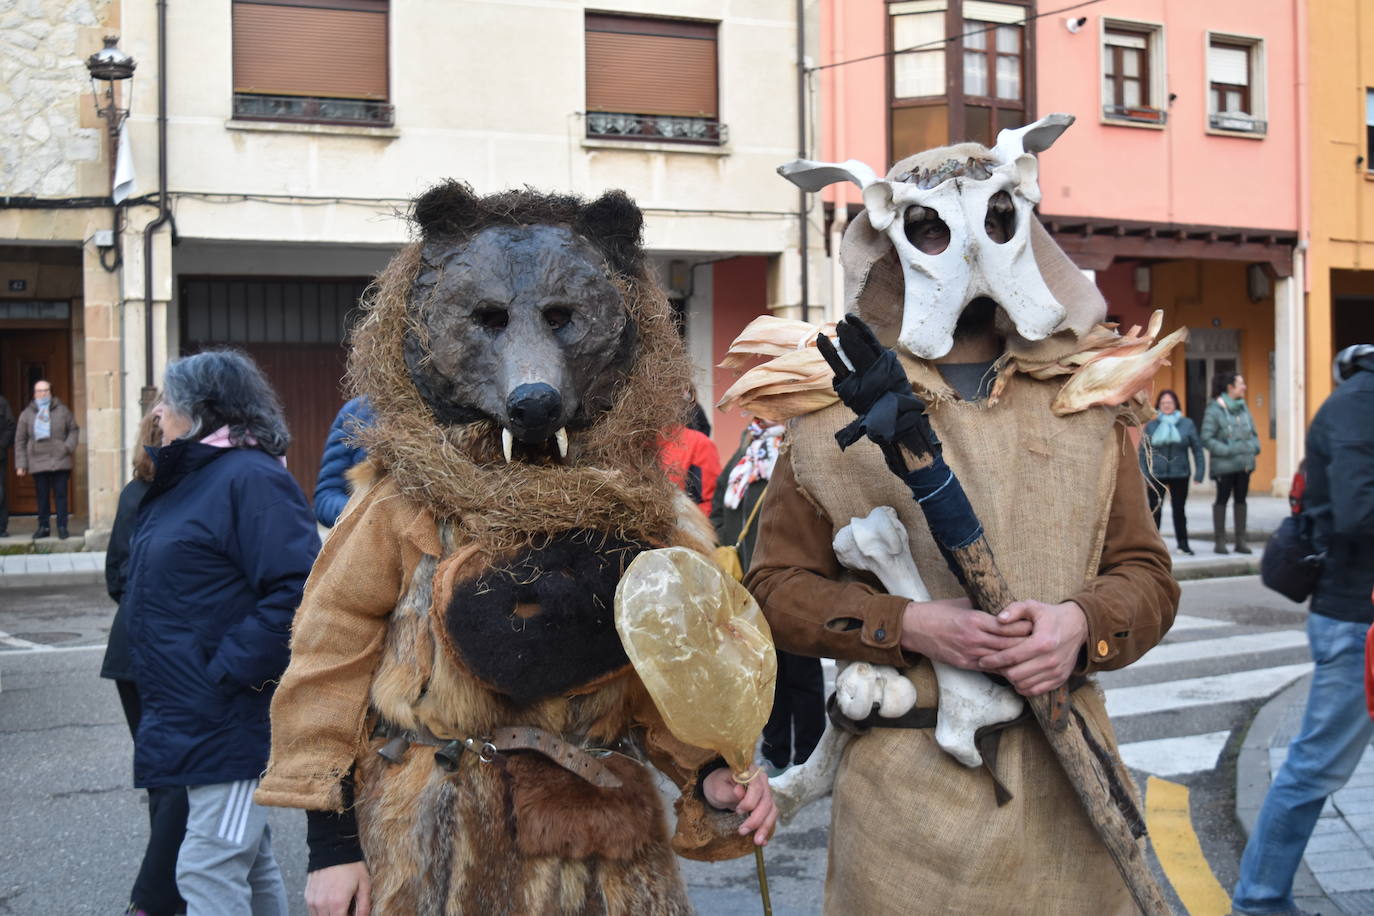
[501, 428, 514, 464]
[555, 427, 569, 459]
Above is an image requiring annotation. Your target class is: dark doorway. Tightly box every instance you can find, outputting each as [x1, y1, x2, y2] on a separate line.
[1333, 296, 1374, 352]
[1, 323, 74, 516]
[180, 276, 369, 502]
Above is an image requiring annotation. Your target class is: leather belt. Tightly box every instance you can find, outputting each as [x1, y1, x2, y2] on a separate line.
[372, 720, 626, 789]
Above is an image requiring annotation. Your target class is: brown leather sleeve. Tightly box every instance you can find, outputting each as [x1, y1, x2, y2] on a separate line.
[628, 685, 754, 862]
[1069, 426, 1181, 673]
[743, 450, 910, 666]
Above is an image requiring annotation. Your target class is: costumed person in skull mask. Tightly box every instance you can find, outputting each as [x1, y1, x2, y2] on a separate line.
[730, 115, 1181, 914]
[255, 183, 775, 916]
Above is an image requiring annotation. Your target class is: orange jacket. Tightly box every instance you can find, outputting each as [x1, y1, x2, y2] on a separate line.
[659, 426, 721, 514]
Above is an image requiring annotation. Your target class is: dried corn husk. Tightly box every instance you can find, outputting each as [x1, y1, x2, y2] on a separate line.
[1052, 313, 1188, 415]
[718, 316, 836, 370]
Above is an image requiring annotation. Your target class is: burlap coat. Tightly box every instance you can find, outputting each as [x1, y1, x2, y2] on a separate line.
[257, 468, 752, 914]
[746, 369, 1179, 916]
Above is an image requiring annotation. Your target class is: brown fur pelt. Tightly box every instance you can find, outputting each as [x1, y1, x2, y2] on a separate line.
[347, 242, 695, 556]
[507, 753, 669, 860]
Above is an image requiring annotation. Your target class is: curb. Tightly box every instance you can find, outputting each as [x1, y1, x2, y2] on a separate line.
[1232, 673, 1341, 913]
[0, 570, 105, 590]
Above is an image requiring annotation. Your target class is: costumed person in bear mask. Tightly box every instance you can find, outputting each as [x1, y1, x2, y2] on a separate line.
[729, 115, 1181, 914]
[255, 183, 775, 915]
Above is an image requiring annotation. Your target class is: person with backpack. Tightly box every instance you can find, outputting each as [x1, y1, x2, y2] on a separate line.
[1232, 344, 1374, 916]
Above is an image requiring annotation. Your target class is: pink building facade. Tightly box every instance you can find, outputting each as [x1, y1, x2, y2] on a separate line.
[816, 0, 1306, 492]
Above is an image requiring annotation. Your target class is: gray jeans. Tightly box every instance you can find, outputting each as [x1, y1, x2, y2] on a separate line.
[177, 779, 288, 916]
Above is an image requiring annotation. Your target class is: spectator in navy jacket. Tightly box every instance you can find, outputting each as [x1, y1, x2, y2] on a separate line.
[126, 349, 319, 915]
[313, 396, 374, 528]
[102, 406, 191, 916]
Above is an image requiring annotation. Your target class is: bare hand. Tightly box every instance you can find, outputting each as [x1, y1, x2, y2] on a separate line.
[702, 767, 778, 846]
[900, 598, 1033, 669]
[976, 600, 1088, 697]
[15, 467, 25, 477]
[306, 861, 370, 916]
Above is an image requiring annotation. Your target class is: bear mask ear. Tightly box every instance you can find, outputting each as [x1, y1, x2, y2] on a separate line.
[412, 180, 483, 240]
[576, 190, 644, 276]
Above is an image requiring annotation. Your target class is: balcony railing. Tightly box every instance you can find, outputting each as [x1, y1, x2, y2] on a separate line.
[586, 112, 727, 145]
[1103, 104, 1168, 125]
[232, 93, 394, 127]
[1209, 112, 1267, 134]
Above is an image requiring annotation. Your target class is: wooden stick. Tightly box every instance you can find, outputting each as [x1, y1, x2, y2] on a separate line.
[952, 536, 1169, 915]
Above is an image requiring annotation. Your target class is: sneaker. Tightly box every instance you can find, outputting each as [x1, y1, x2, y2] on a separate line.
[1231, 907, 1321, 916]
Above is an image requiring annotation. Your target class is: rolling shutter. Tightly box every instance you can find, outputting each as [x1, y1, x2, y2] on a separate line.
[233, 0, 389, 100]
[585, 14, 717, 118]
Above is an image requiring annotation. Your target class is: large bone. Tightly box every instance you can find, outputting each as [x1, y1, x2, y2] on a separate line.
[832, 507, 1024, 768]
[770, 507, 1024, 822]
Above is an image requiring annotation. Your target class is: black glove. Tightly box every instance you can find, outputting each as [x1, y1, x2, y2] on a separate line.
[815, 316, 937, 477]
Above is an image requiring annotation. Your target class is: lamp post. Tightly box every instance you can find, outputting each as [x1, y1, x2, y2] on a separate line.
[86, 35, 136, 131]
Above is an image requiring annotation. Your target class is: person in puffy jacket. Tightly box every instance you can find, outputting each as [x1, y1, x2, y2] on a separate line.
[313, 396, 374, 527]
[1139, 389, 1205, 554]
[1201, 372, 1262, 554]
[126, 349, 319, 915]
[1232, 344, 1374, 915]
[15, 379, 80, 539]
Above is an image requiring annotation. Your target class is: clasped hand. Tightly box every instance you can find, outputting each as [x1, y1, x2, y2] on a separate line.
[900, 597, 1088, 697]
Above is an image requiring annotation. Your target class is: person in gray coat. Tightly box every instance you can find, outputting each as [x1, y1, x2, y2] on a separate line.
[15, 379, 80, 539]
[1201, 372, 1262, 554]
[1139, 389, 1204, 554]
[0, 392, 13, 537]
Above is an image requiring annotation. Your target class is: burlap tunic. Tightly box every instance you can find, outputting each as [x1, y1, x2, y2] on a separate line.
[746, 373, 1178, 916]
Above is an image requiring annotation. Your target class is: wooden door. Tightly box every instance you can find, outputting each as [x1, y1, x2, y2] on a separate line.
[238, 343, 347, 501]
[1, 328, 73, 515]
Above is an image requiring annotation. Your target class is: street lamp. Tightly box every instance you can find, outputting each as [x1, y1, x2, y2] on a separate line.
[85, 35, 136, 131]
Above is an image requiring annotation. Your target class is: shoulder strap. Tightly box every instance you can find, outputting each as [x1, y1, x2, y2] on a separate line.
[734, 483, 769, 548]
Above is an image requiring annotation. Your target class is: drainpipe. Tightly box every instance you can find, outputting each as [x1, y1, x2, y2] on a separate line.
[140, 0, 170, 414]
[796, 0, 810, 323]
[827, 0, 847, 323]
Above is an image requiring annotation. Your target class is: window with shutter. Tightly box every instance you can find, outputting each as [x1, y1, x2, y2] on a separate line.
[584, 14, 724, 145]
[1101, 21, 1165, 126]
[1207, 34, 1266, 135]
[231, 0, 392, 127]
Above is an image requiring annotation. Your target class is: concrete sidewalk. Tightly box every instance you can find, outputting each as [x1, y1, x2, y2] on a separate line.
[1236, 674, 1374, 915]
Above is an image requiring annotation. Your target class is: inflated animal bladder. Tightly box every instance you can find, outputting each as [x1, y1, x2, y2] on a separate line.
[614, 546, 777, 777]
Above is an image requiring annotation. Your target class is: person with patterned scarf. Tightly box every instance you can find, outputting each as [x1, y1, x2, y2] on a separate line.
[710, 419, 824, 775]
[1138, 389, 1204, 554]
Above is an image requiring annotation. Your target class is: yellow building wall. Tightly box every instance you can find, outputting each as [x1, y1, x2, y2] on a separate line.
[1307, 0, 1374, 415]
[1148, 260, 1278, 488]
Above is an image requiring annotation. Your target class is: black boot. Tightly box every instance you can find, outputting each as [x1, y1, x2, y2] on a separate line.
[1213, 505, 1229, 554]
[33, 523, 50, 540]
[57, 526, 69, 540]
[1234, 503, 1251, 554]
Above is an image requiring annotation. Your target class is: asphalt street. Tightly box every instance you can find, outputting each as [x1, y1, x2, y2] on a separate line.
[0, 576, 1309, 915]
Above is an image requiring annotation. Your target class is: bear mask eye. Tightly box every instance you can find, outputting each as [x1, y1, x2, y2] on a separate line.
[544, 306, 573, 331]
[475, 307, 509, 331]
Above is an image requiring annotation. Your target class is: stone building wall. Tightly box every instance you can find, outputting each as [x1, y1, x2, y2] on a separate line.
[0, 0, 113, 197]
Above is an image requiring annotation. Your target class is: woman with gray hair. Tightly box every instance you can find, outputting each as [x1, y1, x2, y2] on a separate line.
[123, 350, 319, 916]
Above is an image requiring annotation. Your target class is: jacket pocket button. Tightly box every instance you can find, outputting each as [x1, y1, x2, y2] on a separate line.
[1096, 639, 1110, 658]
[874, 628, 887, 642]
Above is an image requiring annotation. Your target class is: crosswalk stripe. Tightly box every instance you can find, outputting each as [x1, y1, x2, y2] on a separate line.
[1105, 663, 1312, 718]
[1133, 630, 1309, 668]
[1118, 731, 1231, 777]
[1167, 614, 1232, 632]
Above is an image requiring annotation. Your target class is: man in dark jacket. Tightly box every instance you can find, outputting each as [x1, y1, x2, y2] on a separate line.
[313, 396, 373, 528]
[15, 380, 80, 538]
[0, 392, 13, 537]
[1233, 344, 1374, 916]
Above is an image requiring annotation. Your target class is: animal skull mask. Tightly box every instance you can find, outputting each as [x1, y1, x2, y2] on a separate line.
[780, 114, 1084, 360]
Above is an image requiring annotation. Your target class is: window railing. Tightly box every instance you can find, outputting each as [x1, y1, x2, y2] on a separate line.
[1103, 104, 1167, 125]
[232, 93, 394, 127]
[1209, 112, 1267, 134]
[585, 112, 727, 145]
